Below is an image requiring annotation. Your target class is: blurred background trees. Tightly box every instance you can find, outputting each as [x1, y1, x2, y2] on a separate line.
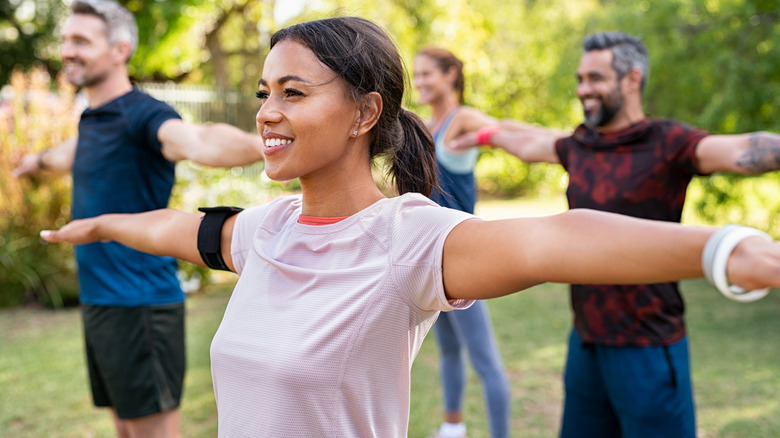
[1, 0, 779, 307]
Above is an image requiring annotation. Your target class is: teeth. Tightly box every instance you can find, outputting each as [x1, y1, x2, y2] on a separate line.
[264, 138, 292, 147]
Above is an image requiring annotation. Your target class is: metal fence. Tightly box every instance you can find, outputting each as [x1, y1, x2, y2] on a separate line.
[139, 82, 259, 133]
[138, 82, 264, 177]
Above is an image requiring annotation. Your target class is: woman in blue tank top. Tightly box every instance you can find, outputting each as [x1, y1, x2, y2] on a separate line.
[413, 47, 510, 438]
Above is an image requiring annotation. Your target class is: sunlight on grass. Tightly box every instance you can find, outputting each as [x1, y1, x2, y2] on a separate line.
[0, 198, 778, 437]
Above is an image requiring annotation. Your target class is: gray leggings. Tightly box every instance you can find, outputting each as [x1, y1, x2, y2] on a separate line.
[434, 300, 511, 438]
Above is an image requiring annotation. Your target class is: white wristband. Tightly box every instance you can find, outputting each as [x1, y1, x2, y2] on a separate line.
[701, 224, 772, 302]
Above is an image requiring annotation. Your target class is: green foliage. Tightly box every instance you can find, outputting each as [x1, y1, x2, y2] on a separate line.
[569, 0, 780, 236]
[0, 68, 79, 307]
[474, 148, 567, 198]
[3, 0, 780, 303]
[385, 0, 780, 233]
[0, 0, 70, 85]
[127, 0, 273, 91]
[685, 174, 780, 238]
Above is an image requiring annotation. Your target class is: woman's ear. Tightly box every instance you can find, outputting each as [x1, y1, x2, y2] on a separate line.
[445, 65, 459, 85]
[353, 92, 383, 137]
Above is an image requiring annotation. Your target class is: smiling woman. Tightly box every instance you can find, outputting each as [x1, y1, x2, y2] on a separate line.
[38, 15, 780, 438]
[255, 41, 376, 190]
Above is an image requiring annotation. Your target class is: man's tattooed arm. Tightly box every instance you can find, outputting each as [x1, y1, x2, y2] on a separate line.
[735, 132, 780, 174]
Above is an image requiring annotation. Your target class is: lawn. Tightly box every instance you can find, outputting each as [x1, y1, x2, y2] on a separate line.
[1, 198, 778, 437]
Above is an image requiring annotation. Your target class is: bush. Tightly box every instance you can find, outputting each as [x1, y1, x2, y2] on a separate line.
[475, 148, 567, 199]
[685, 174, 780, 239]
[0, 67, 80, 308]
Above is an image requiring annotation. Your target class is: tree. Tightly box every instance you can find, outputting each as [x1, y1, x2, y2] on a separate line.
[573, 0, 780, 235]
[0, 0, 69, 85]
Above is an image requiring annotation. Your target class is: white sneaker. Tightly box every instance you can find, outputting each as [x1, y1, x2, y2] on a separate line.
[433, 422, 467, 438]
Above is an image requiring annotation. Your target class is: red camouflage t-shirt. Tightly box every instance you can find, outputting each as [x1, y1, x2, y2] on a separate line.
[555, 118, 709, 346]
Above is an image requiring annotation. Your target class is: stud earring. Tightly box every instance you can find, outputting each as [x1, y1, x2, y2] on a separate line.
[352, 130, 358, 135]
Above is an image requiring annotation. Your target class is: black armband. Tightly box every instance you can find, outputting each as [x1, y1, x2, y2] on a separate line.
[197, 206, 243, 271]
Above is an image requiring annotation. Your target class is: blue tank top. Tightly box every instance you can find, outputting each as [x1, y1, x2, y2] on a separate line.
[72, 88, 183, 306]
[429, 108, 478, 213]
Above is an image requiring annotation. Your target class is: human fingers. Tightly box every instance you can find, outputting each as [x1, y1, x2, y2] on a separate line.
[448, 131, 480, 150]
[731, 238, 780, 288]
[39, 220, 100, 245]
[40, 229, 70, 243]
[12, 155, 39, 178]
[717, 231, 780, 300]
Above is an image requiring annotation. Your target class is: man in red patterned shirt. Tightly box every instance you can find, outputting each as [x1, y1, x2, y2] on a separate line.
[450, 31, 780, 438]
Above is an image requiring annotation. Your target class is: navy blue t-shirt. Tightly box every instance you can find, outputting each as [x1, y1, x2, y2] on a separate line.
[72, 88, 183, 306]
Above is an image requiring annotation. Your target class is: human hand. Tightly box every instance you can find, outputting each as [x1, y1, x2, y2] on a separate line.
[40, 218, 105, 245]
[727, 236, 780, 296]
[12, 153, 42, 178]
[448, 131, 481, 150]
[705, 226, 780, 301]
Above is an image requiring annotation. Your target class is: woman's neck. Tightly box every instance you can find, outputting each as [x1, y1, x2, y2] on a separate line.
[429, 94, 460, 132]
[298, 166, 385, 218]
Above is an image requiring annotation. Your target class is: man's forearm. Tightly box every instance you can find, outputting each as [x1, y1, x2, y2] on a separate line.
[736, 132, 780, 174]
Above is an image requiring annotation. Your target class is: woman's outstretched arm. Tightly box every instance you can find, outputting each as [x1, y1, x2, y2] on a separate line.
[40, 209, 237, 272]
[442, 209, 780, 300]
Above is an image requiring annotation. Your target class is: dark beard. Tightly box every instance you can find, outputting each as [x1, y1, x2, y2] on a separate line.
[583, 88, 623, 130]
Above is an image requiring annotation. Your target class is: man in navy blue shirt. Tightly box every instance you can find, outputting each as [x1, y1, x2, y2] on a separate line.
[13, 1, 263, 436]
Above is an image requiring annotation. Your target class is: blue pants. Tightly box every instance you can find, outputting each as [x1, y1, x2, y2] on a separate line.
[560, 330, 696, 438]
[435, 300, 511, 438]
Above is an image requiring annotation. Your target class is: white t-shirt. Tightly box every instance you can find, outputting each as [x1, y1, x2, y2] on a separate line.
[210, 193, 475, 437]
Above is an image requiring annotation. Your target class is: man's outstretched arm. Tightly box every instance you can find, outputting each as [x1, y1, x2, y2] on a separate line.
[13, 137, 78, 177]
[696, 131, 780, 175]
[158, 119, 264, 167]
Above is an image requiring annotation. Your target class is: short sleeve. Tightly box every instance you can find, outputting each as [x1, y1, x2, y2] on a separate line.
[143, 103, 180, 154]
[230, 206, 266, 274]
[554, 135, 573, 170]
[229, 196, 301, 274]
[390, 197, 476, 312]
[660, 120, 709, 175]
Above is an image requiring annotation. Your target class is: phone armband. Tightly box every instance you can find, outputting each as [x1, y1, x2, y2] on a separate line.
[197, 206, 243, 271]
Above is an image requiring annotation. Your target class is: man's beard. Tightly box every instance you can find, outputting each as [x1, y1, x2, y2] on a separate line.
[583, 87, 623, 130]
[65, 61, 110, 88]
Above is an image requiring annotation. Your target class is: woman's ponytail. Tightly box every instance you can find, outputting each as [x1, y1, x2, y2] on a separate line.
[390, 109, 438, 196]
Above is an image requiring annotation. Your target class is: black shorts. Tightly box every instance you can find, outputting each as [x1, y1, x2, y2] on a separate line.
[82, 302, 186, 419]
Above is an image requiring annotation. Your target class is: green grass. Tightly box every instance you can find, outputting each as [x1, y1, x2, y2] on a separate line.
[1, 280, 777, 438]
[1, 199, 778, 437]
[0, 290, 228, 438]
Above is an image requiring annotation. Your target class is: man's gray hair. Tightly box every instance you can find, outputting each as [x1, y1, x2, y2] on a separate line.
[583, 31, 649, 93]
[71, 0, 138, 62]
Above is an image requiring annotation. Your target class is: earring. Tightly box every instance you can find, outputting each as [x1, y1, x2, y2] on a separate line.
[352, 130, 358, 136]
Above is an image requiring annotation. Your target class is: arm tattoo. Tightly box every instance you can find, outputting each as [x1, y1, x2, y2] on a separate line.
[735, 132, 780, 174]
